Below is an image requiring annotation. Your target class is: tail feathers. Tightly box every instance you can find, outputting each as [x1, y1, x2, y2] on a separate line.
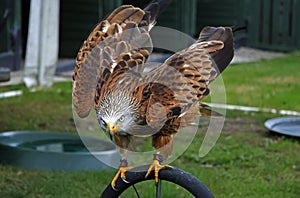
[198, 26, 234, 74]
[143, 0, 172, 26]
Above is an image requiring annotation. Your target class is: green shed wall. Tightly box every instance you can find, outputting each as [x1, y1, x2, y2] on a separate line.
[196, 0, 245, 34]
[59, 0, 300, 57]
[245, 0, 300, 52]
[59, 0, 122, 57]
[123, 0, 197, 35]
[59, 0, 197, 57]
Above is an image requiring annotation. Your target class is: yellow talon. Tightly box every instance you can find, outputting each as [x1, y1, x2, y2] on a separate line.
[145, 158, 171, 184]
[111, 166, 133, 190]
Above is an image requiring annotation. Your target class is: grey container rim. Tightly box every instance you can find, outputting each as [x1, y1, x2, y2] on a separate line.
[0, 131, 120, 171]
[0, 130, 117, 156]
[264, 116, 300, 137]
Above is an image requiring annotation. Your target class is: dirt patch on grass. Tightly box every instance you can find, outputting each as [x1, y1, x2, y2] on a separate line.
[234, 85, 256, 94]
[258, 76, 299, 85]
[198, 116, 266, 133]
[222, 117, 266, 133]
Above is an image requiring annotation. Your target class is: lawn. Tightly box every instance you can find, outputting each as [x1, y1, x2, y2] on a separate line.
[0, 51, 300, 197]
[221, 51, 300, 111]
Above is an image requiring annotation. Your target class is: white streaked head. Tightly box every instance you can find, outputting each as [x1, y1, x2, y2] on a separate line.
[96, 92, 138, 139]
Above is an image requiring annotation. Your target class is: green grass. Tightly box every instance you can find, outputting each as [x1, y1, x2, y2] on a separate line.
[1, 132, 299, 197]
[221, 51, 300, 111]
[1, 52, 300, 197]
[0, 166, 112, 197]
[0, 83, 76, 133]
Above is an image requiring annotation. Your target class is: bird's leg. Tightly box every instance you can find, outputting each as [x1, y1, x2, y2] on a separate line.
[111, 157, 133, 190]
[145, 152, 171, 184]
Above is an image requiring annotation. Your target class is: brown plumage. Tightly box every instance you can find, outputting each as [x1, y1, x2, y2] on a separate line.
[72, 0, 233, 188]
[138, 26, 233, 156]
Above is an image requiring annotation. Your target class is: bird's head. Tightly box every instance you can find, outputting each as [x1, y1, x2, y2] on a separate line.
[96, 92, 138, 140]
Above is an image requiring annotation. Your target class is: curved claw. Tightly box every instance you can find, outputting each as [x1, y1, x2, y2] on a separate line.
[121, 176, 130, 183]
[111, 184, 119, 191]
[111, 166, 133, 191]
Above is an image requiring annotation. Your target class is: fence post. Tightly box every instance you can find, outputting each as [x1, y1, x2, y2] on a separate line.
[24, 0, 60, 88]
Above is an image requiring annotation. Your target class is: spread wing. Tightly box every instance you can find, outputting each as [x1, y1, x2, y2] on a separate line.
[72, 0, 172, 118]
[139, 26, 234, 133]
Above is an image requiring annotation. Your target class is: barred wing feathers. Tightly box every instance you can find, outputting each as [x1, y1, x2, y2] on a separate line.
[72, 0, 172, 118]
[140, 26, 234, 134]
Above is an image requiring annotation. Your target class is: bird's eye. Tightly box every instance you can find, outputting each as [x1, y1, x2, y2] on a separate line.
[118, 115, 125, 122]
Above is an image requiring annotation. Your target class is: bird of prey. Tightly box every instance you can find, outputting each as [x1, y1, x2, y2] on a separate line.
[72, 0, 234, 189]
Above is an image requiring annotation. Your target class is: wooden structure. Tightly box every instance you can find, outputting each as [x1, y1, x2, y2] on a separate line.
[2, 0, 299, 60]
[245, 0, 300, 51]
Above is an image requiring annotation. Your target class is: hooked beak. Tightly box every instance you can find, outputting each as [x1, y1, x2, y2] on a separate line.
[107, 123, 120, 140]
